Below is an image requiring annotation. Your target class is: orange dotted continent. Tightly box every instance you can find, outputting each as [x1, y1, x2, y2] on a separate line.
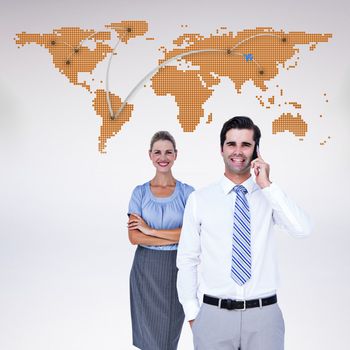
[272, 113, 307, 137]
[105, 20, 148, 43]
[152, 27, 331, 132]
[16, 24, 331, 151]
[16, 28, 113, 91]
[93, 89, 134, 153]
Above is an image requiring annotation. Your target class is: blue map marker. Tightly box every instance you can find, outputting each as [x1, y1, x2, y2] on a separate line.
[244, 53, 254, 61]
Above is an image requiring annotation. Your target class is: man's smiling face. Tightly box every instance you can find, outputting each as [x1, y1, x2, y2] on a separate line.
[221, 128, 255, 180]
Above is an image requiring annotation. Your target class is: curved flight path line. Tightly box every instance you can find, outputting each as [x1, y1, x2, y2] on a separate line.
[231, 33, 282, 51]
[63, 30, 102, 59]
[230, 33, 283, 71]
[51, 24, 130, 114]
[62, 33, 97, 65]
[60, 25, 129, 110]
[63, 26, 127, 63]
[108, 33, 283, 119]
[109, 48, 228, 119]
[105, 30, 128, 117]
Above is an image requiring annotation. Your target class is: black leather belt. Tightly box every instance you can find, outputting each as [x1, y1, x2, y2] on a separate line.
[203, 294, 277, 310]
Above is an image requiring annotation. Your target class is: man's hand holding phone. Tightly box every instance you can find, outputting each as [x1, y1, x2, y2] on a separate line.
[251, 146, 272, 189]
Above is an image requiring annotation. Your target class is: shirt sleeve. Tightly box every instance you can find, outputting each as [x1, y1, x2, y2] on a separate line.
[176, 192, 202, 321]
[262, 183, 312, 237]
[127, 185, 143, 217]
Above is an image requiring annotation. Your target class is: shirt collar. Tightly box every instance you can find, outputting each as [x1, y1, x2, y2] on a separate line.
[220, 175, 257, 195]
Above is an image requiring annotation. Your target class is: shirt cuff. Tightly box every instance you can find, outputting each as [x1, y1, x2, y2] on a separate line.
[182, 300, 201, 322]
[261, 182, 283, 204]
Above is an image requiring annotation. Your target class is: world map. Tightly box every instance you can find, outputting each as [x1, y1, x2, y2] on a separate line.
[15, 21, 332, 153]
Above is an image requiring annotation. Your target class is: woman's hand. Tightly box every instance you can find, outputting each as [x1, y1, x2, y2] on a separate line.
[128, 213, 153, 236]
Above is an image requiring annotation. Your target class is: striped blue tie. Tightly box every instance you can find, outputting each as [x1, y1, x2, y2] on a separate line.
[231, 185, 251, 285]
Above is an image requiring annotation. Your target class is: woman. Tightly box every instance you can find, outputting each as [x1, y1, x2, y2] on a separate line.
[127, 131, 194, 350]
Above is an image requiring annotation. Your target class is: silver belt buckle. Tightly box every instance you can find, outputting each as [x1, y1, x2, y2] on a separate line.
[218, 298, 222, 308]
[241, 299, 246, 311]
[259, 298, 263, 309]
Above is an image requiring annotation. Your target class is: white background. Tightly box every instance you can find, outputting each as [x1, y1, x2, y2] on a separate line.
[1, 0, 350, 349]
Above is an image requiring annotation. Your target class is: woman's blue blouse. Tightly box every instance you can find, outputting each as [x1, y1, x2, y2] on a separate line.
[128, 180, 194, 250]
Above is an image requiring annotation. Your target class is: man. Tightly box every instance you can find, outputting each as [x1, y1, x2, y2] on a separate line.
[176, 116, 311, 350]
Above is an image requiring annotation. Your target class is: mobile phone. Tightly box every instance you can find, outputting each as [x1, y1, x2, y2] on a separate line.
[252, 142, 260, 160]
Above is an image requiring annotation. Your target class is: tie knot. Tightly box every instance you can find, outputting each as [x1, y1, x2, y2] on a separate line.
[233, 185, 247, 195]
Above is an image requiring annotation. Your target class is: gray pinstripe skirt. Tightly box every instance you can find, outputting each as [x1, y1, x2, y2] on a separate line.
[130, 246, 184, 350]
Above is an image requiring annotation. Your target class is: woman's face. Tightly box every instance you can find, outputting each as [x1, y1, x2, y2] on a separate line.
[149, 140, 177, 173]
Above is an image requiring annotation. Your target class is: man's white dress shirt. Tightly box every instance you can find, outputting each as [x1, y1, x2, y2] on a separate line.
[176, 176, 312, 321]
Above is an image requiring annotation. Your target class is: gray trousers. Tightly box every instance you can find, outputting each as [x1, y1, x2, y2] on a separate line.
[192, 301, 284, 350]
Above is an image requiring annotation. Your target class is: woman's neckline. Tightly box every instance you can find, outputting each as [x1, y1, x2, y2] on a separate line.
[147, 180, 179, 201]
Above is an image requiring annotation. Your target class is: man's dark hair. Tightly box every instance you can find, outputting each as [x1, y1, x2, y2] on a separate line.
[220, 116, 261, 151]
